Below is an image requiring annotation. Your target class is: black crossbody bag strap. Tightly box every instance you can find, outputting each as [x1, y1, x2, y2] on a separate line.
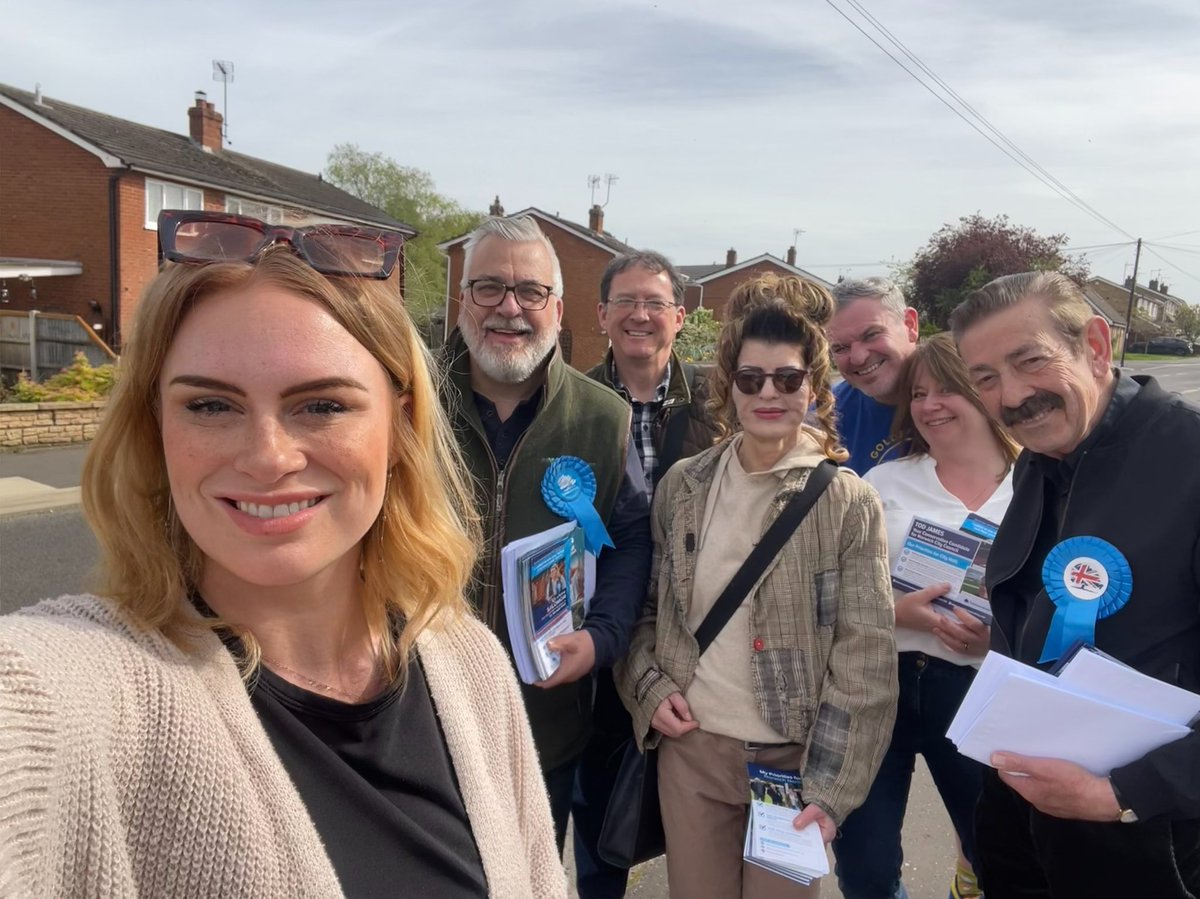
[692, 459, 837, 655]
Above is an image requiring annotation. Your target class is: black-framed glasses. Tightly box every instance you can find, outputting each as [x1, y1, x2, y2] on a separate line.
[158, 210, 404, 279]
[733, 367, 809, 395]
[608, 297, 679, 316]
[466, 278, 554, 310]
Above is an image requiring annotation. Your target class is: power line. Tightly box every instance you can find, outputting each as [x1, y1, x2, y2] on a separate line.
[1141, 246, 1200, 287]
[1148, 243, 1200, 256]
[825, 0, 1134, 241]
[1150, 229, 1200, 242]
[1070, 240, 1132, 250]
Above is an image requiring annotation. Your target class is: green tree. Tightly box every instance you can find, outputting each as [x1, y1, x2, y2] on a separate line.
[325, 144, 484, 333]
[675, 307, 721, 362]
[1173, 304, 1200, 344]
[905, 214, 1090, 329]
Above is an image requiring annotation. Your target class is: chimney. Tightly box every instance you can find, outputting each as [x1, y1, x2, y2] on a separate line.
[33, 83, 44, 106]
[726, 247, 737, 267]
[188, 90, 223, 153]
[1162, 283, 1170, 295]
[588, 203, 604, 234]
[489, 195, 505, 216]
[1149, 278, 1160, 293]
[786, 246, 797, 266]
[1124, 276, 1134, 288]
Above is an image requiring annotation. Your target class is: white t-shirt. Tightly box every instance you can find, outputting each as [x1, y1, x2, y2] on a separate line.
[864, 454, 1014, 666]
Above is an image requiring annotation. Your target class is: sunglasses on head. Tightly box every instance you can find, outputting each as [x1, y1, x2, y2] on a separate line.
[157, 210, 404, 279]
[733, 367, 809, 395]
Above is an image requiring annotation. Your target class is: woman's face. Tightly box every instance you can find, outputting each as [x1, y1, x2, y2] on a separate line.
[732, 339, 811, 445]
[909, 366, 991, 453]
[158, 283, 399, 594]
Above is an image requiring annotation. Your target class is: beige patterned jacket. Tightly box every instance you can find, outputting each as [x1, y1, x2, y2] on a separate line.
[615, 440, 898, 824]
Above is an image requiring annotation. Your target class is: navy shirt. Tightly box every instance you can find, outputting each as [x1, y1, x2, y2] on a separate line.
[833, 380, 905, 475]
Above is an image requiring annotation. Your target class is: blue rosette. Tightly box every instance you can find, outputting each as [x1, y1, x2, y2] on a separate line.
[1039, 536, 1132, 663]
[541, 456, 614, 556]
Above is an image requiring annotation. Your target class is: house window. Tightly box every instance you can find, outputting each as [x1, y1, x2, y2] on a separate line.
[145, 179, 203, 229]
[225, 197, 284, 223]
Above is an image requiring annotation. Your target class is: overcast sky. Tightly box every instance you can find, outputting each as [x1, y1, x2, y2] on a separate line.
[5, 0, 1198, 299]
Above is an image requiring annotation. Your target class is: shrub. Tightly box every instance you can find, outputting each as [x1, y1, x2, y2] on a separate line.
[1, 352, 116, 403]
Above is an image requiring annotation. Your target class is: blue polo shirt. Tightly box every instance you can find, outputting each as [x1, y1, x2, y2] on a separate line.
[833, 380, 906, 475]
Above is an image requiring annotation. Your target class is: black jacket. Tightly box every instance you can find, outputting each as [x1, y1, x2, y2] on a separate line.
[986, 374, 1200, 821]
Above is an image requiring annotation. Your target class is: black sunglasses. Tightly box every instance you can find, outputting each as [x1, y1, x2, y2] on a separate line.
[158, 210, 404, 279]
[733, 367, 809, 395]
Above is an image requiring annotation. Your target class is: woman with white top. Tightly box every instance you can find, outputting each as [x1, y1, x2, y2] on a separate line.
[832, 332, 1020, 899]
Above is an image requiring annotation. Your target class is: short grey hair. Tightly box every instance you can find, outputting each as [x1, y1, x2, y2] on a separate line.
[831, 276, 907, 317]
[950, 271, 1092, 350]
[460, 214, 564, 297]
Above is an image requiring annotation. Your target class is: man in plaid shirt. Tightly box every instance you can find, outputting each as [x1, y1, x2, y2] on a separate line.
[575, 250, 720, 898]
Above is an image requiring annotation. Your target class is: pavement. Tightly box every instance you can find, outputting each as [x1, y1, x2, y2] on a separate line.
[0, 443, 90, 517]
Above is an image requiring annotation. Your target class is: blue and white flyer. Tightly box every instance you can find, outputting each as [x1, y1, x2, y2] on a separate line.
[892, 515, 995, 625]
[743, 764, 828, 885]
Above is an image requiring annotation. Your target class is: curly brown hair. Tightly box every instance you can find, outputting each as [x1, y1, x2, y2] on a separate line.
[708, 272, 848, 462]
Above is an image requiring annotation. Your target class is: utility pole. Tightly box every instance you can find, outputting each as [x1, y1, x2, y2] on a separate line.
[1119, 237, 1143, 368]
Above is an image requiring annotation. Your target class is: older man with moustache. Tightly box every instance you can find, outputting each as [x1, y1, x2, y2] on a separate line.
[827, 277, 920, 474]
[440, 214, 652, 854]
[950, 271, 1200, 898]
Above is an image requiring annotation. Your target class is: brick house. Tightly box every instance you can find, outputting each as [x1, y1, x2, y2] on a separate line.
[0, 84, 413, 348]
[679, 248, 833, 320]
[439, 200, 631, 369]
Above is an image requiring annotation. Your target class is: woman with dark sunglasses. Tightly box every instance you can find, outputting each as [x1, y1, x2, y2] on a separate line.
[617, 273, 897, 898]
[832, 333, 1019, 899]
[0, 224, 564, 898]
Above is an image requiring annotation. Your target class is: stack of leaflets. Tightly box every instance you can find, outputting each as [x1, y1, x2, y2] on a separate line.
[947, 646, 1200, 774]
[891, 513, 998, 626]
[500, 522, 595, 684]
[743, 764, 829, 886]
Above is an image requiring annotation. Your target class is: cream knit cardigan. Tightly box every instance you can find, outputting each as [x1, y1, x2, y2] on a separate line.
[0, 595, 567, 898]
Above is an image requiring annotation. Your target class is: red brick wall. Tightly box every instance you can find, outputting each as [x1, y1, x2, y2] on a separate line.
[1, 105, 114, 339]
[2, 112, 407, 348]
[698, 261, 800, 320]
[442, 219, 616, 371]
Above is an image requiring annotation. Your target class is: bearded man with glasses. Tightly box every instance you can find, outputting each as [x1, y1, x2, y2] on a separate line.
[440, 214, 652, 861]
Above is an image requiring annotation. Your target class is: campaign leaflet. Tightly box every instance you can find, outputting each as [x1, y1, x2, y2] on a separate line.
[500, 522, 594, 684]
[742, 764, 828, 885]
[891, 515, 997, 626]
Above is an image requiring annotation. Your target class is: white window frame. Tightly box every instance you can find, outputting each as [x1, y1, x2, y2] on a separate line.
[225, 196, 284, 224]
[145, 179, 204, 229]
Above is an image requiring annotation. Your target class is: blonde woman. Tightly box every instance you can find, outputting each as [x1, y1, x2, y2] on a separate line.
[617, 273, 897, 898]
[0, 212, 563, 898]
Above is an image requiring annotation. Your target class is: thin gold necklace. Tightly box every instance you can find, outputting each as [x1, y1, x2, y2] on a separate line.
[263, 657, 378, 703]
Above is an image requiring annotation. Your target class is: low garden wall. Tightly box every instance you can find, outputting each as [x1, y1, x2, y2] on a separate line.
[0, 401, 106, 448]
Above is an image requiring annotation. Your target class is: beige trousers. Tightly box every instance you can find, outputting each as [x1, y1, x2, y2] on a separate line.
[657, 727, 822, 899]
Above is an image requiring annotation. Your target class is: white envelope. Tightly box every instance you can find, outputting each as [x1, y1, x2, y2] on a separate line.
[956, 672, 1191, 775]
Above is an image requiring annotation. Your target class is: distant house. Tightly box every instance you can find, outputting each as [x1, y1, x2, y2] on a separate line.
[1086, 276, 1192, 352]
[0, 84, 413, 347]
[679, 247, 833, 320]
[439, 200, 631, 369]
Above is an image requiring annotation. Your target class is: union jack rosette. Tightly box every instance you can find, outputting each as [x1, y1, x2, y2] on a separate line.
[1039, 536, 1132, 663]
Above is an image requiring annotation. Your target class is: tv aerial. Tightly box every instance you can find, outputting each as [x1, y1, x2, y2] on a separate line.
[588, 173, 619, 207]
[212, 59, 234, 145]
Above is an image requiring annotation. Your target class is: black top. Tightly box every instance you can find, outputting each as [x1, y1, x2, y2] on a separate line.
[473, 387, 542, 469]
[250, 657, 488, 898]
